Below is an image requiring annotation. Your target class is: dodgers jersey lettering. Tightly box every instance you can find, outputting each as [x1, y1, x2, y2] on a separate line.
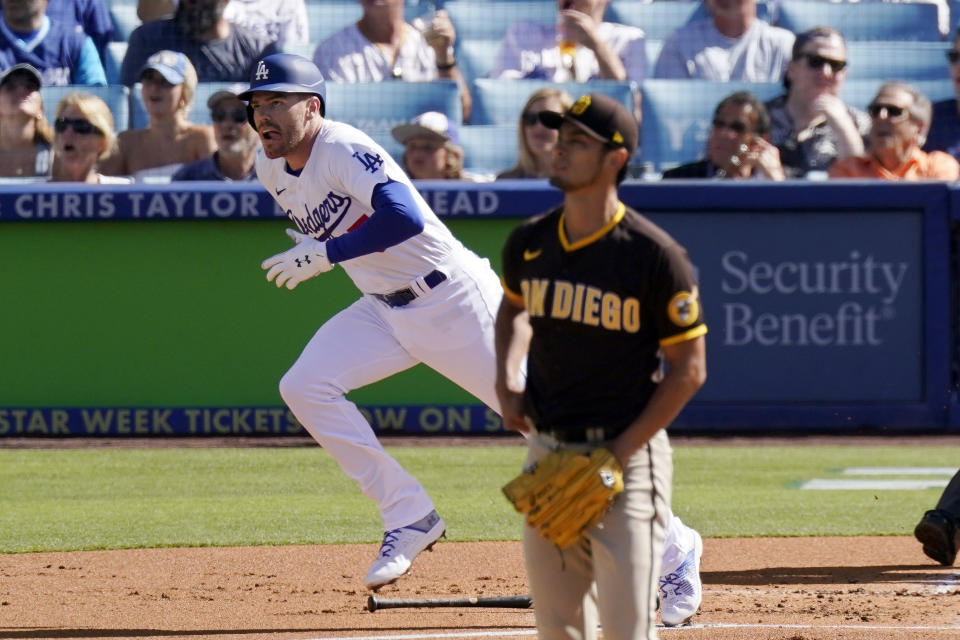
[256, 119, 464, 294]
[501, 203, 707, 433]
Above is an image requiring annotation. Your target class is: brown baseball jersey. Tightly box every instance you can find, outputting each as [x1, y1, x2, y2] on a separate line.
[501, 201, 707, 434]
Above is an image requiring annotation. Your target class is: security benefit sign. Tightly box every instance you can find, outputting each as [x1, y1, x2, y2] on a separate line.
[652, 211, 921, 402]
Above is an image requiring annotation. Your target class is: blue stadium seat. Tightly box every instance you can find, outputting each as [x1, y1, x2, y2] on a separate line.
[443, 1, 556, 41]
[639, 79, 781, 171]
[325, 80, 464, 130]
[457, 39, 500, 84]
[470, 78, 637, 125]
[775, 0, 941, 41]
[459, 124, 519, 174]
[844, 41, 951, 82]
[605, 1, 704, 40]
[839, 78, 957, 111]
[103, 41, 127, 86]
[109, 2, 141, 41]
[41, 84, 131, 132]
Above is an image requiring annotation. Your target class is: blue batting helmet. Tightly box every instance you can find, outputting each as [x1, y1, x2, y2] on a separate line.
[239, 53, 326, 125]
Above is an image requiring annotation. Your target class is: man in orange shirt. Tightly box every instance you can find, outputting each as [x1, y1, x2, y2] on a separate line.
[829, 82, 960, 180]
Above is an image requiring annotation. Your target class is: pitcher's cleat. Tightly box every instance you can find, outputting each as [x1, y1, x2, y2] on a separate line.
[659, 529, 703, 626]
[915, 509, 959, 566]
[365, 510, 446, 589]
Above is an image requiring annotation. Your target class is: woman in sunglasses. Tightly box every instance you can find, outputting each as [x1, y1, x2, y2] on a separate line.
[0, 64, 54, 179]
[49, 93, 131, 184]
[100, 50, 216, 180]
[829, 82, 959, 181]
[172, 85, 260, 181]
[497, 87, 573, 180]
[764, 27, 869, 179]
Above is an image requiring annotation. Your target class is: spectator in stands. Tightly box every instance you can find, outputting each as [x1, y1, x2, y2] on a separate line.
[923, 27, 960, 162]
[497, 87, 573, 179]
[662, 91, 785, 180]
[765, 27, 869, 178]
[0, 63, 53, 177]
[48, 92, 130, 183]
[830, 83, 960, 180]
[314, 0, 473, 121]
[173, 83, 258, 181]
[0, 0, 107, 86]
[136, 0, 309, 47]
[45, 0, 114, 66]
[120, 0, 277, 86]
[653, 0, 793, 81]
[101, 50, 216, 180]
[490, 0, 648, 83]
[392, 111, 488, 181]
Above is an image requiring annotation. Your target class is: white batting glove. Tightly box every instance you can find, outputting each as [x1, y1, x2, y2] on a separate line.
[261, 228, 334, 290]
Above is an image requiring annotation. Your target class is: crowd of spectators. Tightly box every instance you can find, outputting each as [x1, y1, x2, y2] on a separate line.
[0, 0, 959, 183]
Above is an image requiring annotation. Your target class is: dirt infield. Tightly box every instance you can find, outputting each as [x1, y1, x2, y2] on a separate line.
[1, 536, 958, 640]
[3, 435, 960, 639]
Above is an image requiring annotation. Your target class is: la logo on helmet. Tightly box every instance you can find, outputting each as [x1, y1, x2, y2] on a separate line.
[255, 60, 269, 81]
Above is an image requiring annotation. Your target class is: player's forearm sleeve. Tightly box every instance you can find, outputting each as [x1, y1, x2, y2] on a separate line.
[325, 179, 425, 263]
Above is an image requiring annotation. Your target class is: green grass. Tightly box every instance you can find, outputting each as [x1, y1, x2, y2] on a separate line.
[0, 444, 954, 553]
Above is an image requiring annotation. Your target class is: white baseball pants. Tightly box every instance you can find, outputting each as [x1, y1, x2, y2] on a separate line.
[278, 249, 504, 530]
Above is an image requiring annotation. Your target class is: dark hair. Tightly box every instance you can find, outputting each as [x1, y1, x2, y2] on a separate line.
[714, 91, 771, 136]
[783, 26, 846, 92]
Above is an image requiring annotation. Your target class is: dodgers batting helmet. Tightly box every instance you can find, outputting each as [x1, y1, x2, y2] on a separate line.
[238, 53, 326, 126]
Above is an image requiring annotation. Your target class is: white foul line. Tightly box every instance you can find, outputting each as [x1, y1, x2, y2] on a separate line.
[842, 467, 956, 475]
[800, 479, 948, 490]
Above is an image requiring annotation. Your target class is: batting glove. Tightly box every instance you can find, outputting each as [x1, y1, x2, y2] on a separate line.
[261, 228, 334, 290]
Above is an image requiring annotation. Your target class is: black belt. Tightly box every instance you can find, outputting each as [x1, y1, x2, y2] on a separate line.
[374, 269, 447, 308]
[541, 426, 621, 444]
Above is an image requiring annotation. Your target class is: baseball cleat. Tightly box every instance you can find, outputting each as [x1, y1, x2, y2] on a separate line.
[364, 510, 446, 590]
[659, 529, 703, 627]
[914, 509, 959, 566]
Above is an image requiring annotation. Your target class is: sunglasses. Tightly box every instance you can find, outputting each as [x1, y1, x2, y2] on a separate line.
[712, 118, 749, 135]
[54, 117, 103, 135]
[947, 50, 960, 64]
[798, 53, 847, 73]
[212, 107, 247, 124]
[867, 103, 909, 122]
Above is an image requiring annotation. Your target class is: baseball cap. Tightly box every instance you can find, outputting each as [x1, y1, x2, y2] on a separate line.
[539, 93, 638, 156]
[391, 111, 460, 146]
[206, 83, 249, 109]
[0, 63, 42, 88]
[138, 50, 189, 84]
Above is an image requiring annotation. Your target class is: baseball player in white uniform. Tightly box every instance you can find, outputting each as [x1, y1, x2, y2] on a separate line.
[239, 53, 505, 589]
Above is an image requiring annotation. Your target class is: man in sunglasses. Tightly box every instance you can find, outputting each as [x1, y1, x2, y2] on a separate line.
[173, 84, 259, 181]
[923, 27, 960, 162]
[829, 82, 960, 180]
[662, 91, 785, 180]
[765, 27, 869, 179]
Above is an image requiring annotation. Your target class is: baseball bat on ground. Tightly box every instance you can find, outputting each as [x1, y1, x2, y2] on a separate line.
[367, 594, 532, 612]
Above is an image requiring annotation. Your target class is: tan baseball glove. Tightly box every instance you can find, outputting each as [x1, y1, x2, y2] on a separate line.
[503, 447, 624, 549]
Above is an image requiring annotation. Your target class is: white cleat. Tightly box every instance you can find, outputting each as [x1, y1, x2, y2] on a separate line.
[659, 529, 703, 626]
[364, 510, 446, 590]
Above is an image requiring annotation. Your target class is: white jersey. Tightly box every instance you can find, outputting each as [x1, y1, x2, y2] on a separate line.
[255, 119, 464, 295]
[313, 23, 438, 83]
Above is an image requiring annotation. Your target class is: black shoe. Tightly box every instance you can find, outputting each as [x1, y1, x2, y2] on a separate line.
[914, 509, 959, 566]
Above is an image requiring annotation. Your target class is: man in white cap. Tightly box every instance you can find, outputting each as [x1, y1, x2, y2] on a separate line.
[392, 111, 490, 181]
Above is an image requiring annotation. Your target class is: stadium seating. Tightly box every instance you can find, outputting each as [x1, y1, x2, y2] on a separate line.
[41, 84, 131, 132]
[459, 124, 519, 174]
[108, 2, 141, 42]
[638, 79, 782, 171]
[775, 0, 942, 41]
[605, 1, 705, 40]
[844, 41, 951, 82]
[103, 41, 127, 86]
[470, 78, 637, 125]
[839, 78, 956, 110]
[325, 80, 464, 130]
